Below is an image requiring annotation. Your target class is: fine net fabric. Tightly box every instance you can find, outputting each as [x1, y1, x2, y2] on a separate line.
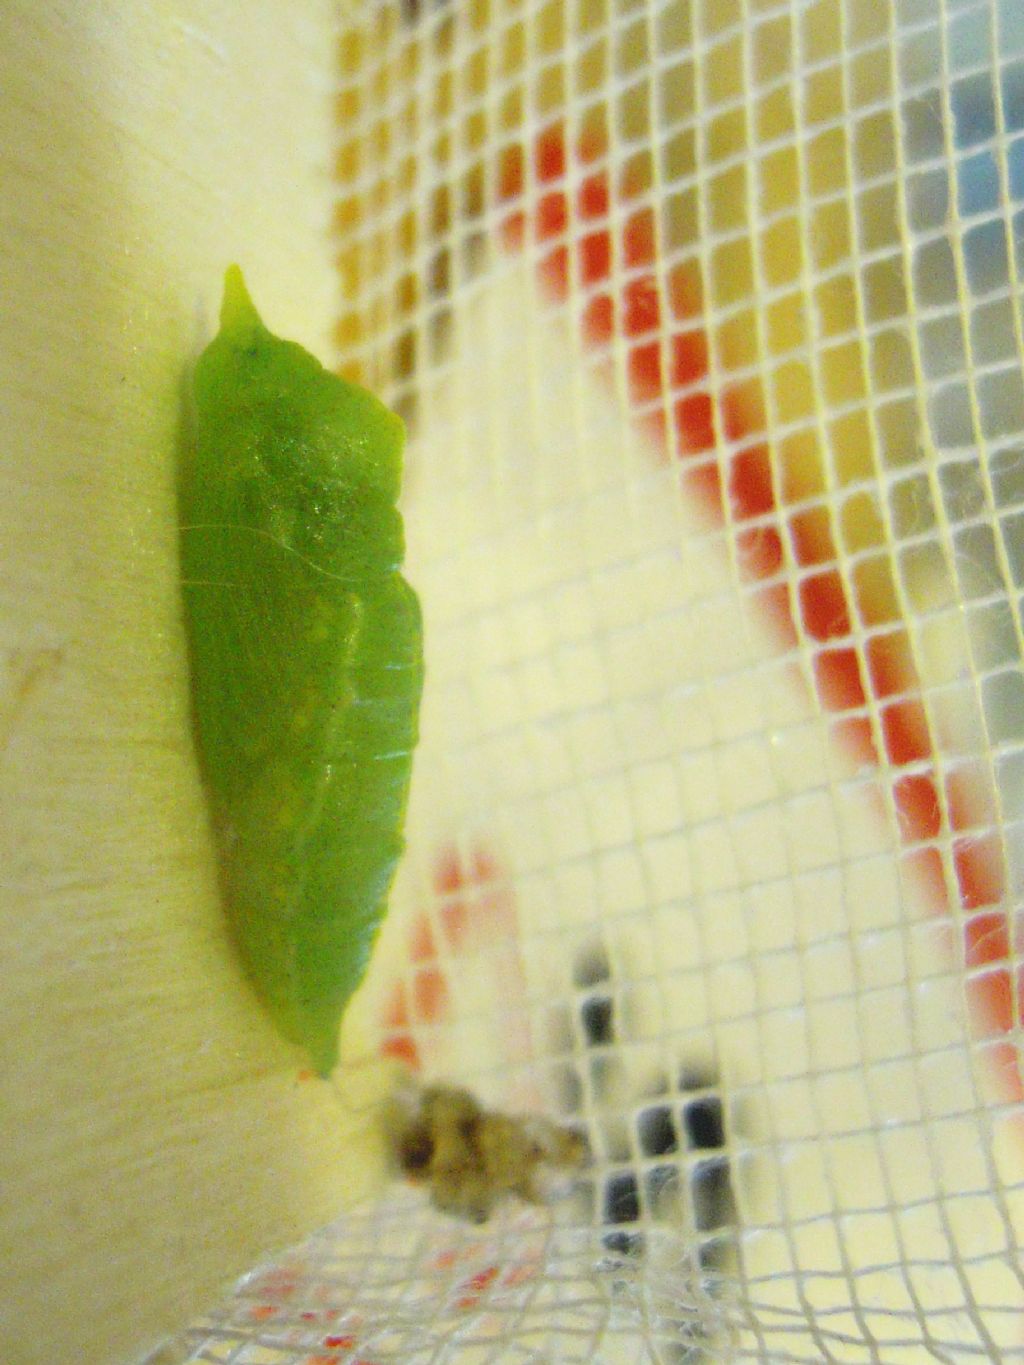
[169, 0, 1024, 1360]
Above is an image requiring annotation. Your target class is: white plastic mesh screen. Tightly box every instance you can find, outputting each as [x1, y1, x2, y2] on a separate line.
[163, 0, 1024, 1360]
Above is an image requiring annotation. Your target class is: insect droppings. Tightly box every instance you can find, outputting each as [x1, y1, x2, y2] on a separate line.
[387, 1083, 588, 1224]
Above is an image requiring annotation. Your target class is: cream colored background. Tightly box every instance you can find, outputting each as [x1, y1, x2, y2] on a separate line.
[0, 7, 389, 1363]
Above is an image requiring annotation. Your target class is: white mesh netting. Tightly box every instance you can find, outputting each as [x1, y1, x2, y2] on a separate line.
[162, 0, 1024, 1360]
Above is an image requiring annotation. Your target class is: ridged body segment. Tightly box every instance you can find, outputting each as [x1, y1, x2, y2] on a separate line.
[180, 268, 423, 1076]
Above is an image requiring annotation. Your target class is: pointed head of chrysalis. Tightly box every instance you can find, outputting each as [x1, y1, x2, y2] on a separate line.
[181, 267, 423, 1076]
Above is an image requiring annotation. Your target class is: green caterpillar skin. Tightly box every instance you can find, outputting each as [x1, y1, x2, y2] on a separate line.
[181, 267, 423, 1077]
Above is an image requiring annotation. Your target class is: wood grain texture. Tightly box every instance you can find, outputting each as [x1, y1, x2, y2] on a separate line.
[0, 6, 390, 1362]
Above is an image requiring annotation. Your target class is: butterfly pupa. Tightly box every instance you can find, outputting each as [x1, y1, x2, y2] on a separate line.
[180, 267, 423, 1077]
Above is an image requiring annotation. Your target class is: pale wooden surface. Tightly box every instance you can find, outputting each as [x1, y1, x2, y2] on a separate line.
[0, 6, 390, 1362]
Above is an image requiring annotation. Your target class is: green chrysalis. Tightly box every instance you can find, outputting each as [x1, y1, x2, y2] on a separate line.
[180, 267, 423, 1077]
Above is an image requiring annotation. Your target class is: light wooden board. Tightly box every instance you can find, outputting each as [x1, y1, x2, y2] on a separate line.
[0, 6, 392, 1362]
